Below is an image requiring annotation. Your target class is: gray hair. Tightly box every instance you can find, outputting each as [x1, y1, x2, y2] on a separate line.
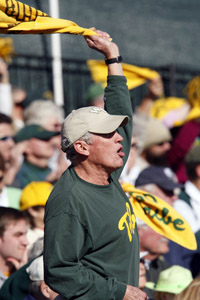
[62, 132, 93, 163]
[23, 100, 64, 126]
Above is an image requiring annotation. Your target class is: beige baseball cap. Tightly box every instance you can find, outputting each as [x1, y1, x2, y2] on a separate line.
[143, 118, 172, 150]
[61, 106, 129, 151]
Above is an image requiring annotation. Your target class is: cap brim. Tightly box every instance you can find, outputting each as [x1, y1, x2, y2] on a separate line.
[89, 115, 129, 134]
[37, 131, 60, 141]
[145, 282, 156, 290]
[14, 130, 60, 143]
[145, 282, 186, 294]
[158, 180, 182, 192]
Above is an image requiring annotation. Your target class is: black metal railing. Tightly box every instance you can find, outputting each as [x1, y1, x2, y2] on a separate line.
[8, 54, 200, 115]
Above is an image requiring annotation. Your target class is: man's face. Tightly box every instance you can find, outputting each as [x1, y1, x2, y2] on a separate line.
[28, 138, 55, 159]
[0, 123, 15, 162]
[145, 141, 171, 166]
[43, 117, 62, 132]
[0, 169, 5, 190]
[148, 185, 178, 206]
[0, 219, 28, 263]
[88, 130, 124, 174]
[139, 226, 169, 255]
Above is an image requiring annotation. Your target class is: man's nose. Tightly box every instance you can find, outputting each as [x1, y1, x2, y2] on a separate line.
[163, 141, 171, 151]
[115, 131, 123, 142]
[7, 138, 15, 147]
[21, 235, 29, 246]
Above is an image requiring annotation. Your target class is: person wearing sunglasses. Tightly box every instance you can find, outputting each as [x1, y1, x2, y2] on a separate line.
[11, 124, 60, 189]
[0, 113, 15, 164]
[0, 113, 30, 187]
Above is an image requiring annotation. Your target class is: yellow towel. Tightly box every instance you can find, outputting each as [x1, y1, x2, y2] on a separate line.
[122, 182, 197, 250]
[0, 0, 97, 36]
[87, 59, 160, 90]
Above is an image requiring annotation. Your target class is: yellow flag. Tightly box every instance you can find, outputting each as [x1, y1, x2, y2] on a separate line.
[0, 37, 14, 62]
[87, 60, 160, 90]
[150, 97, 200, 127]
[122, 182, 197, 250]
[0, 0, 97, 36]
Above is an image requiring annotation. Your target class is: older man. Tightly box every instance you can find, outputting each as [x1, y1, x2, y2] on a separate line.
[44, 31, 147, 300]
[137, 221, 170, 299]
[164, 144, 200, 278]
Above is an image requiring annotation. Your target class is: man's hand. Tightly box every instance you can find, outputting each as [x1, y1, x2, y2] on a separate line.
[4, 141, 27, 185]
[85, 28, 123, 76]
[85, 28, 119, 58]
[148, 76, 164, 99]
[7, 248, 28, 271]
[123, 285, 148, 300]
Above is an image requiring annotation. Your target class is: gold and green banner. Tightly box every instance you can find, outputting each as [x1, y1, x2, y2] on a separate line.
[87, 59, 160, 90]
[0, 0, 96, 35]
[122, 182, 197, 250]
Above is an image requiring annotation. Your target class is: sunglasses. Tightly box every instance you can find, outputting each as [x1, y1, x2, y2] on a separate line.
[162, 189, 175, 197]
[157, 141, 170, 146]
[0, 136, 13, 141]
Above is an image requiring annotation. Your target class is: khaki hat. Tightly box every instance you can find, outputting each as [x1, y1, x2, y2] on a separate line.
[20, 181, 53, 211]
[14, 124, 60, 143]
[145, 265, 193, 294]
[26, 255, 44, 281]
[185, 144, 200, 164]
[61, 106, 129, 150]
[143, 118, 172, 150]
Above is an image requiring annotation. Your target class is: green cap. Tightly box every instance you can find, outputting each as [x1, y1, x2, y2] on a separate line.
[185, 144, 200, 164]
[14, 124, 60, 143]
[85, 83, 104, 103]
[145, 265, 193, 294]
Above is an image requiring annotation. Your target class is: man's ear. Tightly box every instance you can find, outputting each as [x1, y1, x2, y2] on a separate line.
[73, 140, 90, 156]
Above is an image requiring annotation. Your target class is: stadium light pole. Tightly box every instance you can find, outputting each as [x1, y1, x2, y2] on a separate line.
[49, 0, 64, 107]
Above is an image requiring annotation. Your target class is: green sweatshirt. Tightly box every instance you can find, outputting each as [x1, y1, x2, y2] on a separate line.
[44, 76, 139, 300]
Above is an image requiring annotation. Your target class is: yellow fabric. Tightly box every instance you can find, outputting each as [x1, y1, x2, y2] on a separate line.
[0, 0, 97, 36]
[87, 60, 160, 90]
[0, 37, 14, 62]
[122, 182, 197, 250]
[150, 97, 200, 126]
[183, 75, 200, 107]
[20, 181, 53, 211]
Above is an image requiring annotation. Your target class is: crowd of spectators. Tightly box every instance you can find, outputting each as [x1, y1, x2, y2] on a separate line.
[0, 43, 199, 300]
